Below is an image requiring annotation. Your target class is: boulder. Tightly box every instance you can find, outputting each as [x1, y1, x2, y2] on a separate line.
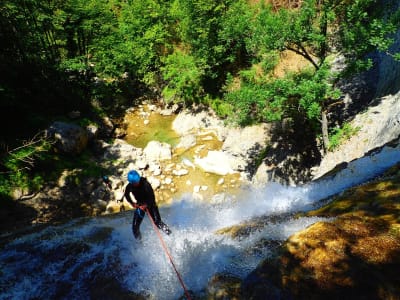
[206, 273, 242, 300]
[86, 124, 99, 141]
[144, 141, 172, 161]
[172, 109, 228, 140]
[175, 134, 197, 150]
[222, 124, 269, 155]
[194, 151, 235, 175]
[47, 121, 88, 155]
[103, 139, 142, 160]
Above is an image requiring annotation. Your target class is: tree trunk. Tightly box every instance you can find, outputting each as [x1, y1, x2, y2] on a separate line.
[321, 110, 329, 154]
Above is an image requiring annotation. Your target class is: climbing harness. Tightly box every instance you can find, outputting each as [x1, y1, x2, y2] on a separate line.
[135, 208, 145, 218]
[145, 208, 192, 300]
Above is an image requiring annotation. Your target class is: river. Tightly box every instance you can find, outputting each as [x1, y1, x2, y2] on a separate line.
[1, 142, 399, 299]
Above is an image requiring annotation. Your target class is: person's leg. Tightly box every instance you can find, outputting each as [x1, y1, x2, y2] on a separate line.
[149, 205, 161, 224]
[158, 221, 172, 235]
[132, 208, 145, 239]
[149, 205, 171, 235]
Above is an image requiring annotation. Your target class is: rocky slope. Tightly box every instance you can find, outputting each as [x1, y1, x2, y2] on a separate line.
[312, 91, 400, 179]
[240, 164, 400, 300]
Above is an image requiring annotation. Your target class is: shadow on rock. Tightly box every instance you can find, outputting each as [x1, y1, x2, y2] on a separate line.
[0, 197, 38, 235]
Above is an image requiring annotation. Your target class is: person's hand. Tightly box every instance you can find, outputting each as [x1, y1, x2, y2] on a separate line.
[132, 204, 147, 210]
[138, 204, 147, 210]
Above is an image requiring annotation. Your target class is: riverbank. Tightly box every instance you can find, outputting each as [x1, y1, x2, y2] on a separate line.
[1, 87, 399, 237]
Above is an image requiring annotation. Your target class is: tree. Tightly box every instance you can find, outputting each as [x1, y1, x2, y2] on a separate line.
[56, 0, 119, 73]
[104, 0, 173, 85]
[240, 0, 400, 152]
[169, 0, 251, 96]
[161, 50, 205, 104]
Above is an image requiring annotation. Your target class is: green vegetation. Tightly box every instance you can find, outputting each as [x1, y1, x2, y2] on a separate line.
[0, 134, 50, 197]
[1, 0, 399, 198]
[0, 134, 106, 199]
[328, 122, 361, 151]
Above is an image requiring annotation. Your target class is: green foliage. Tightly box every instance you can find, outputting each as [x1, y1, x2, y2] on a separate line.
[218, 0, 253, 63]
[77, 118, 97, 128]
[0, 132, 106, 199]
[249, 0, 400, 74]
[224, 63, 340, 129]
[0, 175, 11, 198]
[43, 151, 107, 181]
[333, 0, 400, 74]
[249, 0, 324, 69]
[0, 136, 51, 197]
[224, 75, 272, 126]
[101, 0, 173, 83]
[209, 97, 234, 119]
[328, 123, 361, 151]
[161, 50, 205, 104]
[223, 84, 263, 125]
[3, 140, 50, 173]
[171, 0, 251, 93]
[171, 0, 230, 62]
[1, 0, 400, 201]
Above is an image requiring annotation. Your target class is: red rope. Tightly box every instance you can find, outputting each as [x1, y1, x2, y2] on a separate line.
[145, 208, 192, 300]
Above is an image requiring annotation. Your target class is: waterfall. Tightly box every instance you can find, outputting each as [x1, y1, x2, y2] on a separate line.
[1, 142, 399, 300]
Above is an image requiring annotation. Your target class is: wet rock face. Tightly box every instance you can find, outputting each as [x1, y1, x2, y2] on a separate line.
[243, 168, 400, 300]
[268, 220, 400, 299]
[206, 274, 242, 300]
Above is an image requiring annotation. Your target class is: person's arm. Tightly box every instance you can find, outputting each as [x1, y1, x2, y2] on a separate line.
[125, 184, 142, 209]
[142, 179, 161, 222]
[124, 184, 135, 207]
[143, 178, 156, 207]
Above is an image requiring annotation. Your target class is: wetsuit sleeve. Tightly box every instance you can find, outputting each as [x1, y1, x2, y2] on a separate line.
[124, 184, 134, 206]
[142, 178, 162, 223]
[143, 178, 156, 207]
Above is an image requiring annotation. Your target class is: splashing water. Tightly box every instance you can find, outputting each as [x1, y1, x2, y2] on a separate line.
[1, 143, 399, 299]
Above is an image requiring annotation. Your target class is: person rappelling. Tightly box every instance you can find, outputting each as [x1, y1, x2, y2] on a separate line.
[103, 171, 191, 299]
[123, 170, 171, 239]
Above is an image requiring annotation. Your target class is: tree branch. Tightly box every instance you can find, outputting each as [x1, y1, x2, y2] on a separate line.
[286, 44, 320, 70]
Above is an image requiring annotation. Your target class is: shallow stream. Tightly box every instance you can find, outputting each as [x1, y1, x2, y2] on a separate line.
[123, 106, 241, 204]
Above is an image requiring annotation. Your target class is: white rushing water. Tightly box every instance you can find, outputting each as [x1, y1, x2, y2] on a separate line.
[1, 143, 399, 300]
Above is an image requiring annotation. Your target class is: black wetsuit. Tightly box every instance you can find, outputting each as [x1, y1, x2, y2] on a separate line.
[124, 177, 171, 239]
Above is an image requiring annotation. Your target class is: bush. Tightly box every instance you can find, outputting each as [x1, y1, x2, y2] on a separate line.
[161, 50, 205, 105]
[328, 123, 360, 151]
[209, 98, 234, 119]
[0, 134, 51, 197]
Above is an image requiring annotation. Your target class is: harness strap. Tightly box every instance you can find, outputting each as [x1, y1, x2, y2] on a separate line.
[135, 208, 145, 218]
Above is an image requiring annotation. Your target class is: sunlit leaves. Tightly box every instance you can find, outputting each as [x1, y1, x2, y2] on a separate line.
[161, 50, 205, 104]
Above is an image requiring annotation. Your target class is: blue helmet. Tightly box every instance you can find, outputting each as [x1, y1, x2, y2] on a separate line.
[127, 170, 141, 184]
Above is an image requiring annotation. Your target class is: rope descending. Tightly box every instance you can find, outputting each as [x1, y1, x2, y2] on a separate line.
[145, 208, 192, 300]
